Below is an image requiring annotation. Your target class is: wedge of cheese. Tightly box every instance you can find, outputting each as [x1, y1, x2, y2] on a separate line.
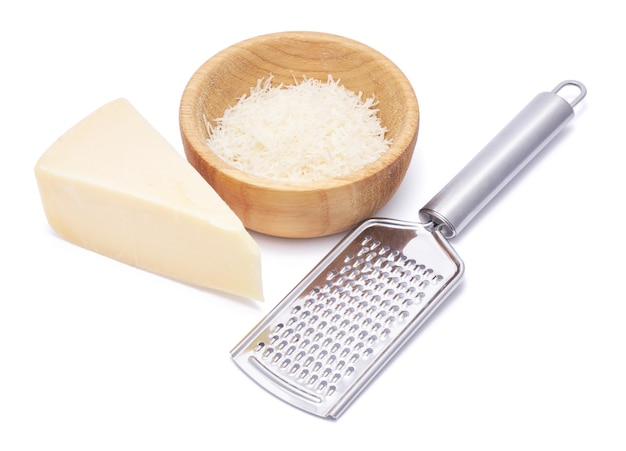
[35, 98, 263, 300]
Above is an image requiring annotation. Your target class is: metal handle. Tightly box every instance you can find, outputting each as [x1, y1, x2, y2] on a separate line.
[419, 80, 586, 238]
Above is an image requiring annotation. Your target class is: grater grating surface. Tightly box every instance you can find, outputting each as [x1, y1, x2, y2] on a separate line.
[231, 219, 463, 418]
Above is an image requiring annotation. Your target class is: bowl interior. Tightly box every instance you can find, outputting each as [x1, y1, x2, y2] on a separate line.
[182, 31, 418, 190]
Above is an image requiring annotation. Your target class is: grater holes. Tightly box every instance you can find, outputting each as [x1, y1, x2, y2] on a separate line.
[316, 380, 328, 393]
[389, 249, 402, 261]
[392, 292, 405, 305]
[277, 340, 288, 350]
[254, 243, 449, 399]
[339, 264, 352, 275]
[362, 276, 377, 288]
[299, 310, 311, 321]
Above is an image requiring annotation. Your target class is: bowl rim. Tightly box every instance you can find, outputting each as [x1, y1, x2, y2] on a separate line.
[179, 30, 419, 194]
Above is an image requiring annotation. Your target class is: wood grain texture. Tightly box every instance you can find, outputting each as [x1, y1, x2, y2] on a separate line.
[180, 31, 419, 238]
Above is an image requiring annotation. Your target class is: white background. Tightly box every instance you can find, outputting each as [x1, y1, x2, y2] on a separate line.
[2, 1, 625, 449]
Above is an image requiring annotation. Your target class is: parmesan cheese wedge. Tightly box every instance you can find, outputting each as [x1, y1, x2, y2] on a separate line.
[35, 98, 263, 300]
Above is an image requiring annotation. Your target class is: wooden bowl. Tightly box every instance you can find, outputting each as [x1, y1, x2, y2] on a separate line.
[179, 31, 419, 238]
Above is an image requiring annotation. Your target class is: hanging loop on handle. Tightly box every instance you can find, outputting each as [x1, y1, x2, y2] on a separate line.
[552, 80, 587, 108]
[419, 80, 586, 239]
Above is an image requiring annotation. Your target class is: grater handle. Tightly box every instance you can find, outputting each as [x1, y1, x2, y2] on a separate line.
[419, 80, 586, 238]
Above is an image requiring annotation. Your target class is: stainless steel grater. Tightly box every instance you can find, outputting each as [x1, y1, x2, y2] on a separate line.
[231, 80, 587, 419]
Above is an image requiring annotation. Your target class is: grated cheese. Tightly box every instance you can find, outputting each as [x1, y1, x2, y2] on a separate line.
[206, 75, 391, 182]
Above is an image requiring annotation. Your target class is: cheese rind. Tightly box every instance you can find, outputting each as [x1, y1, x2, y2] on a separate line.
[35, 98, 263, 300]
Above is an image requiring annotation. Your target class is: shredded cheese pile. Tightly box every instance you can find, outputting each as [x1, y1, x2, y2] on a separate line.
[206, 75, 391, 182]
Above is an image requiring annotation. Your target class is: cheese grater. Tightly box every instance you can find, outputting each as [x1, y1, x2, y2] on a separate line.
[231, 80, 586, 419]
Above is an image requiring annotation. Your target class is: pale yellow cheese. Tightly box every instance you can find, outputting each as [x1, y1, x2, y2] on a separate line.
[35, 98, 263, 300]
